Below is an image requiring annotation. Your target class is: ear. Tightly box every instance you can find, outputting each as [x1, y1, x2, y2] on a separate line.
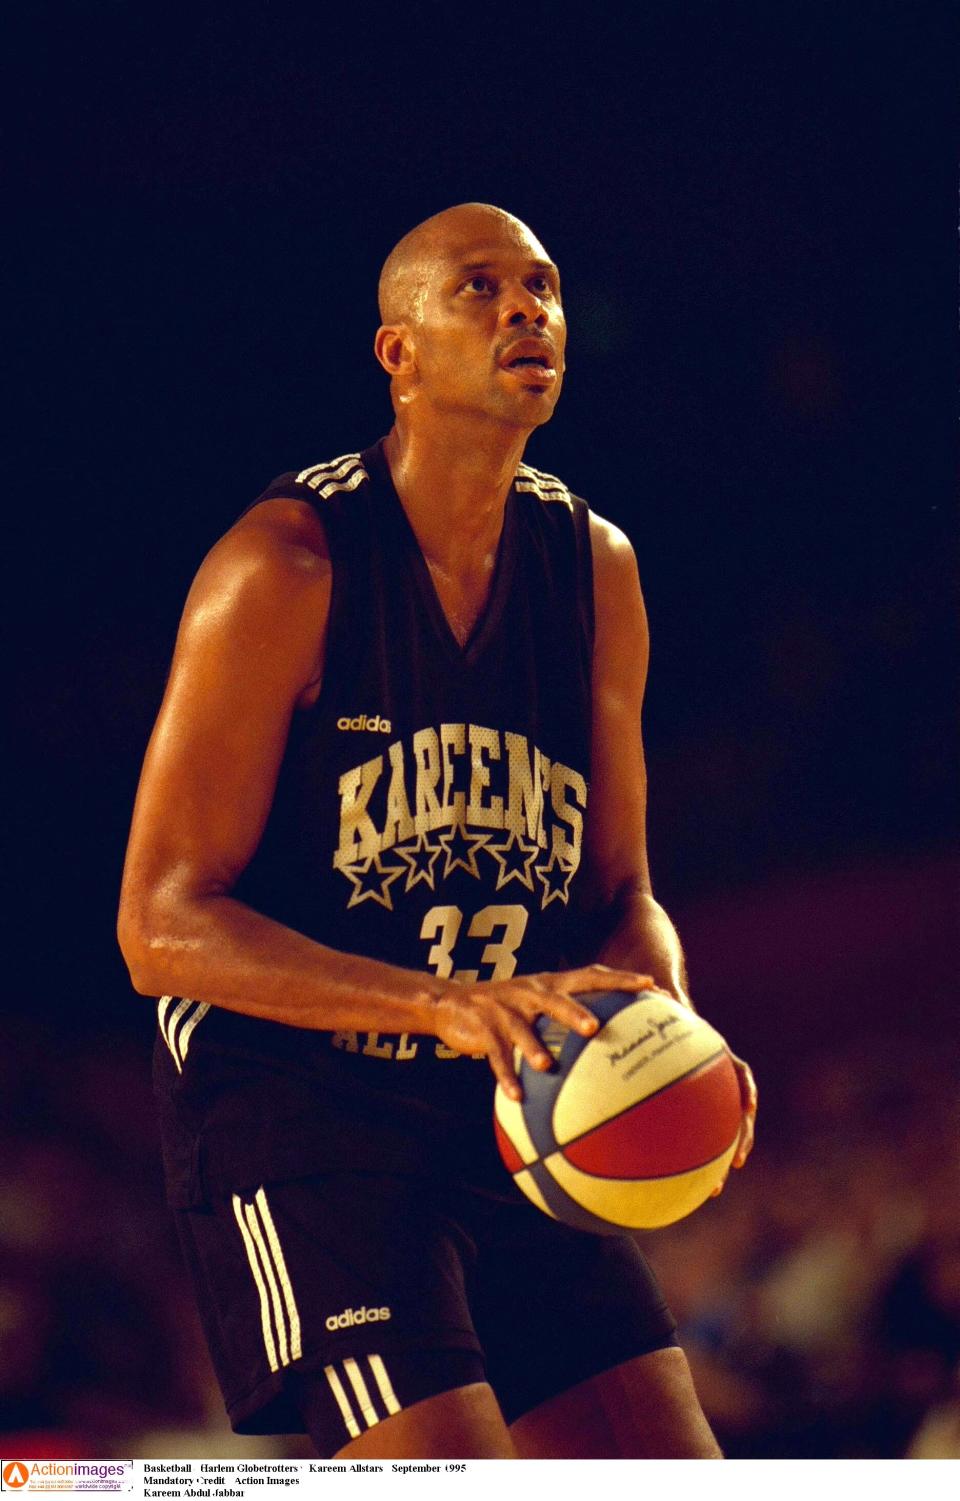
[374, 324, 417, 377]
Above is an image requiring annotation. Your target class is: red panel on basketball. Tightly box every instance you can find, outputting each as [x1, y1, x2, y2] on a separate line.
[561, 1051, 742, 1179]
[494, 1114, 525, 1175]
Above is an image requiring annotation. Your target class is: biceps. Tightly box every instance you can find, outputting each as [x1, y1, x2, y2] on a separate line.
[124, 640, 300, 903]
[585, 690, 651, 898]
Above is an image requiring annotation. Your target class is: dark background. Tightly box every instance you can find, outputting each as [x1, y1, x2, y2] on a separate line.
[5, 0, 957, 1459]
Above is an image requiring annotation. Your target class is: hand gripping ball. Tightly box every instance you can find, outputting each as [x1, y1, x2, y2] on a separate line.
[494, 989, 742, 1233]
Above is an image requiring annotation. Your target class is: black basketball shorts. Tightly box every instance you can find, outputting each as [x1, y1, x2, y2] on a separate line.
[174, 1171, 678, 1456]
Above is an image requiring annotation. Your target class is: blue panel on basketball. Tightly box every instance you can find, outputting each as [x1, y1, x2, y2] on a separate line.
[517, 987, 636, 1159]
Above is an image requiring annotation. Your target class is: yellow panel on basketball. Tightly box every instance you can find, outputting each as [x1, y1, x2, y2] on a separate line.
[545, 1137, 739, 1230]
[513, 1169, 558, 1219]
[552, 995, 727, 1145]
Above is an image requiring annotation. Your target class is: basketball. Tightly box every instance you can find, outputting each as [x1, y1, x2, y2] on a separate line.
[494, 989, 743, 1234]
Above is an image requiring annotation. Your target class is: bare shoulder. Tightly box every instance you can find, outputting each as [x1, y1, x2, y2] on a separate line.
[169, 496, 333, 706]
[185, 497, 331, 620]
[220, 495, 329, 579]
[587, 510, 645, 622]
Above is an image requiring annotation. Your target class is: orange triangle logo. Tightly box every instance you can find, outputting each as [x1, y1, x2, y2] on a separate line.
[2, 1463, 29, 1489]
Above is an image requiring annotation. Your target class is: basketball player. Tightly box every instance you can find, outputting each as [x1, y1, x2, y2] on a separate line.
[118, 203, 757, 1459]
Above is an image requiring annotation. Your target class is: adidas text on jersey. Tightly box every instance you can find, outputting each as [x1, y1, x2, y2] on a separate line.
[337, 714, 392, 733]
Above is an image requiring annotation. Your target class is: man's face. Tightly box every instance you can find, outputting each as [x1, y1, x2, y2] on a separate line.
[406, 214, 566, 429]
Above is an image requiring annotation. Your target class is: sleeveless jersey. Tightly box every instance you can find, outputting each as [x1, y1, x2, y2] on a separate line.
[154, 439, 596, 1206]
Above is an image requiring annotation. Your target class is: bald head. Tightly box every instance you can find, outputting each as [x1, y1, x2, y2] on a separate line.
[377, 203, 550, 325]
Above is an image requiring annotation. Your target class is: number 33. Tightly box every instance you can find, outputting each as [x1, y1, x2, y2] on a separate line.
[420, 904, 529, 982]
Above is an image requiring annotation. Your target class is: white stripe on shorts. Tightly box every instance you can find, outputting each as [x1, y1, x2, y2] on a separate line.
[368, 1354, 401, 1416]
[158, 997, 191, 1072]
[232, 1188, 302, 1375]
[231, 1195, 279, 1373]
[157, 996, 209, 1073]
[254, 1188, 302, 1361]
[243, 1200, 290, 1368]
[325, 1364, 361, 1439]
[176, 1001, 209, 1064]
[343, 1357, 379, 1428]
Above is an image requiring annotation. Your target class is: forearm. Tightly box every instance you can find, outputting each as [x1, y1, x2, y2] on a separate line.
[592, 887, 693, 1009]
[119, 891, 442, 1035]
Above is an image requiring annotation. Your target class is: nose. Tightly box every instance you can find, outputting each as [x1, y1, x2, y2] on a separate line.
[499, 281, 548, 329]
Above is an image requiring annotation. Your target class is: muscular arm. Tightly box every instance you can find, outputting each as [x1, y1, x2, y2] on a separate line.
[117, 498, 440, 1033]
[581, 513, 691, 1002]
[117, 499, 644, 1098]
[582, 513, 757, 1165]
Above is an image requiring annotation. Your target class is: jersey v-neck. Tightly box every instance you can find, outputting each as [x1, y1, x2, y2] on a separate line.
[363, 439, 520, 671]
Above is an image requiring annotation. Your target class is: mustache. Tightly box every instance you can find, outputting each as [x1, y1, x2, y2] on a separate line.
[496, 333, 558, 362]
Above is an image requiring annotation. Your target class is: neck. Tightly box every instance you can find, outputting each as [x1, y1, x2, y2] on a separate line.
[383, 415, 530, 569]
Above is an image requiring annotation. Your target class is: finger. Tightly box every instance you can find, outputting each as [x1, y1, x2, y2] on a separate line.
[730, 1052, 758, 1107]
[566, 964, 658, 995]
[536, 991, 603, 1037]
[505, 1013, 556, 1074]
[486, 1036, 524, 1103]
[504, 977, 601, 1037]
[729, 1056, 757, 1168]
[733, 1114, 755, 1169]
[554, 967, 660, 1031]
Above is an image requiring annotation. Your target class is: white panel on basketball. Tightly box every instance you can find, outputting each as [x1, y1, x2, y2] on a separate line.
[493, 1082, 540, 1165]
[545, 1137, 740, 1229]
[551, 998, 726, 1145]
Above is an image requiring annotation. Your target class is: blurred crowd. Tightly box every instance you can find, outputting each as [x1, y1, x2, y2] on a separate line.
[2, 1003, 958, 1460]
[643, 1034, 960, 1458]
[0, 1019, 300, 1459]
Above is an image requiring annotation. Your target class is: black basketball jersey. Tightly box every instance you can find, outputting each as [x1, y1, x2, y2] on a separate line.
[154, 439, 596, 1207]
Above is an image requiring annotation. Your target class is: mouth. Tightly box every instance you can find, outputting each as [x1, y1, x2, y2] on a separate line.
[499, 346, 558, 385]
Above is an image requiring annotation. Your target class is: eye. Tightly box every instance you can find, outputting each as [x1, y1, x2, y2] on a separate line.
[530, 274, 552, 294]
[461, 275, 494, 295]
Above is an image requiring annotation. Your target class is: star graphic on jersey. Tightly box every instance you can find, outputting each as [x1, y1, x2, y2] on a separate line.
[339, 853, 405, 911]
[437, 820, 491, 880]
[393, 833, 443, 893]
[534, 847, 578, 909]
[485, 829, 539, 891]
